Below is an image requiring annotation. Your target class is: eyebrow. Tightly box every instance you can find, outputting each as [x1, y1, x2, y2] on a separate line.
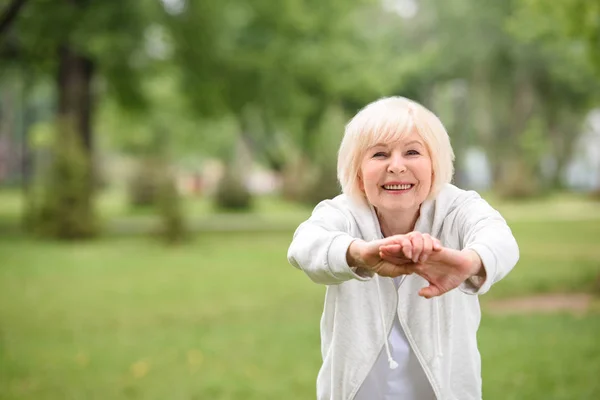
[405, 140, 424, 147]
[369, 140, 424, 149]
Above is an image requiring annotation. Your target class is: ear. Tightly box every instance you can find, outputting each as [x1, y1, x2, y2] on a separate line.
[357, 174, 365, 193]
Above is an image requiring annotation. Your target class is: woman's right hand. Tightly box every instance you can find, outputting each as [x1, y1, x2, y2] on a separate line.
[347, 239, 411, 277]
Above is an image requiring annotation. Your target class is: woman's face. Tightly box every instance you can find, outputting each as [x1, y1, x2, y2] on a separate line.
[358, 129, 432, 216]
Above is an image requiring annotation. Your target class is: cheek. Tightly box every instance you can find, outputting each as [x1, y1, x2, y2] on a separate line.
[415, 161, 433, 187]
[418, 159, 433, 178]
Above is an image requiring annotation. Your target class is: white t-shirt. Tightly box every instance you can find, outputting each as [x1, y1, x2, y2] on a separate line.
[354, 278, 436, 400]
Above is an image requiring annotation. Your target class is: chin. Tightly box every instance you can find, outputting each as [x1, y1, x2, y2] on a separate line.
[382, 202, 414, 212]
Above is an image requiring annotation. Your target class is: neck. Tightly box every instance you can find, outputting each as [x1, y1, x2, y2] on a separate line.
[376, 207, 420, 237]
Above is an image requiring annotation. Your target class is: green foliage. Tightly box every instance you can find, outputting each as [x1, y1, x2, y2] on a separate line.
[6, 0, 151, 109]
[25, 119, 98, 239]
[509, 0, 600, 76]
[96, 74, 240, 161]
[5, 0, 600, 210]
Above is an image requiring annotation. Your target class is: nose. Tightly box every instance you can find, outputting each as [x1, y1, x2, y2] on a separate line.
[387, 153, 407, 174]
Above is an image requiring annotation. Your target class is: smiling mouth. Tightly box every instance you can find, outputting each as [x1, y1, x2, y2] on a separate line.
[382, 184, 414, 191]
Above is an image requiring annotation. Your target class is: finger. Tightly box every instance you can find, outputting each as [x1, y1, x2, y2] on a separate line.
[432, 238, 442, 251]
[418, 285, 444, 299]
[385, 234, 409, 245]
[420, 234, 434, 263]
[379, 244, 403, 255]
[387, 262, 414, 277]
[410, 233, 424, 263]
[381, 244, 413, 263]
[402, 239, 412, 260]
[380, 252, 412, 266]
[378, 261, 412, 277]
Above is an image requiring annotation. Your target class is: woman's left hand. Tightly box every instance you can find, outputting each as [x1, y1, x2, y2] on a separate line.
[379, 244, 485, 298]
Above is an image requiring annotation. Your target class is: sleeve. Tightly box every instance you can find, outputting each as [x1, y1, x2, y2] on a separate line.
[455, 192, 520, 295]
[287, 199, 374, 285]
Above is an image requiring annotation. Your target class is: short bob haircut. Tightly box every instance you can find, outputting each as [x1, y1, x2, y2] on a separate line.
[337, 96, 455, 204]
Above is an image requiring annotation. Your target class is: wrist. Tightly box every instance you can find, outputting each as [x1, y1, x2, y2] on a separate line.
[347, 239, 366, 268]
[463, 249, 485, 279]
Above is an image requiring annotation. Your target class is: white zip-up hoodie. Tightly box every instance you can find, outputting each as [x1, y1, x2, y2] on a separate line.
[287, 184, 519, 400]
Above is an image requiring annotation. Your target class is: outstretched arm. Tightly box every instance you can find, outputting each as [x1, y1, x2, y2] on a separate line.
[288, 200, 437, 284]
[379, 192, 519, 298]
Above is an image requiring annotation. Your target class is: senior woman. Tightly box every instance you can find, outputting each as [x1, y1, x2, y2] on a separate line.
[287, 96, 519, 400]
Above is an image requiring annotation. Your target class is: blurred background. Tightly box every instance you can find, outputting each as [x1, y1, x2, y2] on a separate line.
[0, 0, 599, 399]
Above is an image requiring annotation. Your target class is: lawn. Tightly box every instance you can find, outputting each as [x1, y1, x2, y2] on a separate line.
[0, 189, 313, 234]
[1, 216, 599, 399]
[2, 188, 600, 234]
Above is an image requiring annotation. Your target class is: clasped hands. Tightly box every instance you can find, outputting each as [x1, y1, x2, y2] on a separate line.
[347, 232, 485, 298]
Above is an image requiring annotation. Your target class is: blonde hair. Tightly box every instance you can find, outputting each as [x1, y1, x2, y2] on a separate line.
[337, 96, 455, 204]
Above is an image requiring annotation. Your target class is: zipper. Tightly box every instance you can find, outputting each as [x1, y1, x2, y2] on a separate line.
[395, 278, 443, 400]
[350, 205, 442, 399]
[349, 276, 442, 400]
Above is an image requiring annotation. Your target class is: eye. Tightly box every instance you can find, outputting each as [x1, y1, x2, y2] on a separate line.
[372, 151, 387, 158]
[406, 149, 420, 156]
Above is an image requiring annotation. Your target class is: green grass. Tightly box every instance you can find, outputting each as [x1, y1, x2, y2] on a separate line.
[480, 314, 600, 400]
[0, 224, 599, 399]
[484, 191, 600, 222]
[1, 188, 600, 234]
[0, 233, 324, 399]
[0, 188, 313, 228]
[486, 219, 600, 298]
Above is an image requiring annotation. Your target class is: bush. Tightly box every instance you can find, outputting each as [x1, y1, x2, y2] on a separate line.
[156, 170, 187, 244]
[280, 156, 313, 203]
[214, 165, 252, 211]
[26, 119, 98, 239]
[280, 157, 341, 206]
[495, 158, 542, 199]
[302, 164, 340, 206]
[128, 157, 162, 208]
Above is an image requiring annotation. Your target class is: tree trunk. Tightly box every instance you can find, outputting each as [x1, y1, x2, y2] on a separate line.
[33, 42, 98, 239]
[57, 44, 94, 153]
[0, 79, 15, 183]
[494, 72, 541, 198]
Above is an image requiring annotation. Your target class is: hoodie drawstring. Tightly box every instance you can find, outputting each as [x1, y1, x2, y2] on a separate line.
[432, 297, 443, 369]
[375, 275, 398, 369]
[375, 274, 443, 371]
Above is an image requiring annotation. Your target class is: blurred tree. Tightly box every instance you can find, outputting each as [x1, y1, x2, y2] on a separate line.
[155, 162, 187, 244]
[4, 0, 598, 225]
[407, 0, 599, 196]
[509, 0, 600, 76]
[508, 0, 600, 189]
[25, 118, 98, 238]
[0, 0, 152, 237]
[167, 0, 348, 204]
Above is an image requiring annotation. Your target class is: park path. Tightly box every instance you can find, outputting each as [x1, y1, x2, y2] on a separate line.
[483, 293, 596, 315]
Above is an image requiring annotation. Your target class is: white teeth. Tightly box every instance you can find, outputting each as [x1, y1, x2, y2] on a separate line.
[383, 184, 412, 190]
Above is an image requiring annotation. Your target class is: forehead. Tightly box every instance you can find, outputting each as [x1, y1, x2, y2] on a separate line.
[365, 126, 424, 150]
